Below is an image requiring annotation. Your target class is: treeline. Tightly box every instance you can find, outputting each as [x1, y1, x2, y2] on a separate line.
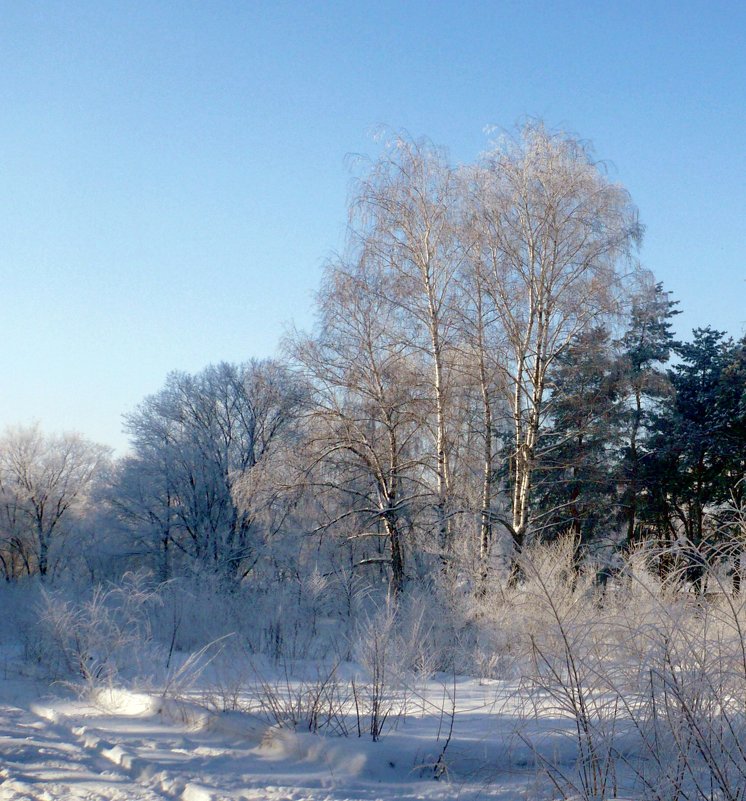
[1, 123, 744, 598]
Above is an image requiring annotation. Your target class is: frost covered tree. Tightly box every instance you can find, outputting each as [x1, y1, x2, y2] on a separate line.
[296, 122, 644, 590]
[118, 360, 304, 582]
[453, 248, 511, 592]
[108, 446, 178, 582]
[352, 136, 466, 559]
[471, 122, 642, 561]
[0, 425, 111, 579]
[290, 256, 427, 596]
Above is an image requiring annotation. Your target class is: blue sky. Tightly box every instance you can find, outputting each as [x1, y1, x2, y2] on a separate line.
[2, 1, 744, 452]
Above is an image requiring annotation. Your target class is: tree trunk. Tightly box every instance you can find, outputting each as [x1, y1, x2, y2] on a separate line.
[625, 388, 642, 545]
[384, 513, 405, 598]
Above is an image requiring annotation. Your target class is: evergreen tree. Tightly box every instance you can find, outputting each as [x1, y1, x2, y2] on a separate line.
[716, 335, 746, 507]
[616, 282, 679, 545]
[716, 335, 746, 591]
[642, 328, 738, 588]
[532, 326, 621, 551]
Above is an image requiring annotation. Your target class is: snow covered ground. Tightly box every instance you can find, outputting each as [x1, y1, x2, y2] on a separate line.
[0, 657, 575, 801]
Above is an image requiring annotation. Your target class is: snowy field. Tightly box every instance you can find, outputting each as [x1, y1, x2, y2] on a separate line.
[5, 544, 746, 801]
[0, 657, 566, 801]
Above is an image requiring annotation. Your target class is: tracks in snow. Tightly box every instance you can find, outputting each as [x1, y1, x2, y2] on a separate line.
[0, 696, 252, 801]
[35, 699, 257, 801]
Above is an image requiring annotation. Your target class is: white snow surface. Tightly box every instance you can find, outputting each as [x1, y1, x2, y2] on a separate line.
[0, 658, 567, 801]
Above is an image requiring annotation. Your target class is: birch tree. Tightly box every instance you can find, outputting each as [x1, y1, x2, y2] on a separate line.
[455, 250, 510, 591]
[352, 136, 466, 558]
[290, 256, 426, 596]
[472, 122, 642, 559]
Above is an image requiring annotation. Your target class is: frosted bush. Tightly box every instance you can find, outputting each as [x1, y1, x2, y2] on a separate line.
[29, 571, 163, 687]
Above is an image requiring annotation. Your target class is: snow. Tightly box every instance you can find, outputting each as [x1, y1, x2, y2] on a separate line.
[6, 547, 729, 801]
[0, 659, 561, 801]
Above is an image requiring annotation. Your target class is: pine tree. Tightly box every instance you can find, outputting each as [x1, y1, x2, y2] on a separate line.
[642, 328, 737, 588]
[532, 326, 621, 553]
[617, 282, 679, 545]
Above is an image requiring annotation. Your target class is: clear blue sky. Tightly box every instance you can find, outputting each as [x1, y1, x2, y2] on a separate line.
[2, 1, 744, 453]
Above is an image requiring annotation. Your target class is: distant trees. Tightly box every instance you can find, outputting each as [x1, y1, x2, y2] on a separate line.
[0, 425, 111, 579]
[113, 360, 305, 582]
